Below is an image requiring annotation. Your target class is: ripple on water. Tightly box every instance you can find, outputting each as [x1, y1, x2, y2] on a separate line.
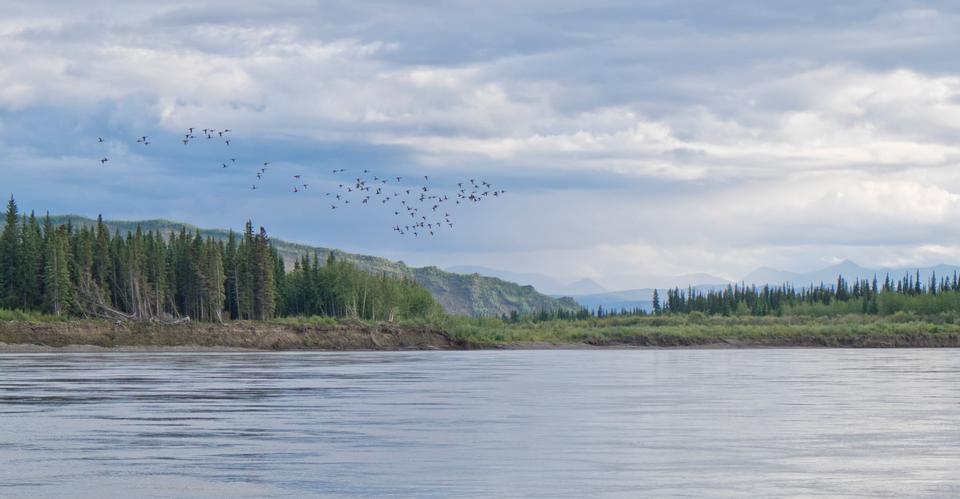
[0, 349, 958, 498]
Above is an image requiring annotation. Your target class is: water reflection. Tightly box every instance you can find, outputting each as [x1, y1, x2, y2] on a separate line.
[0, 350, 958, 497]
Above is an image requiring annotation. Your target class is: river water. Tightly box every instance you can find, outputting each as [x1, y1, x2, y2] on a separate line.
[0, 349, 958, 498]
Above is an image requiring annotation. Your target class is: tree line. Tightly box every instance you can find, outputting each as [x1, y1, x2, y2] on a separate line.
[0, 197, 439, 322]
[502, 271, 960, 323]
[661, 272, 960, 317]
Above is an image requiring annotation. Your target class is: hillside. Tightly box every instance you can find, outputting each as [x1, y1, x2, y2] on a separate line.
[38, 215, 579, 316]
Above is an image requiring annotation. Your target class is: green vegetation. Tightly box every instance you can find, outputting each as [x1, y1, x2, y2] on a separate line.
[440, 312, 960, 347]
[0, 308, 65, 323]
[660, 274, 960, 317]
[282, 253, 442, 321]
[0, 197, 440, 323]
[452, 271, 960, 347]
[33, 214, 578, 317]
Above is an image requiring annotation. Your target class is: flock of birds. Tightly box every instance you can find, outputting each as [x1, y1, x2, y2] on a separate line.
[96, 129, 506, 238]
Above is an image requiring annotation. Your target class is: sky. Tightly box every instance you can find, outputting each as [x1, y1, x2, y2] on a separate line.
[2, 1, 960, 290]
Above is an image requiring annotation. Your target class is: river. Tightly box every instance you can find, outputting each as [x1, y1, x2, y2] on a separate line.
[1, 349, 958, 497]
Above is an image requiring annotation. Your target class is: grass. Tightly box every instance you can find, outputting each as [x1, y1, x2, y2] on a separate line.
[439, 312, 960, 347]
[0, 308, 68, 323]
[5, 309, 960, 348]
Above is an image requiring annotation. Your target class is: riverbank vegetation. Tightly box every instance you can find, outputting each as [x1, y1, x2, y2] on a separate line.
[1, 311, 958, 349]
[440, 312, 960, 347]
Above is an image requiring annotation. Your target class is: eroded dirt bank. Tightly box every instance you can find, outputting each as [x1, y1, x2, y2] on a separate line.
[0, 321, 464, 351]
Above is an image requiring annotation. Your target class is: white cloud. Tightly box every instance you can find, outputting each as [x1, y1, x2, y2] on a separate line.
[3, 2, 960, 287]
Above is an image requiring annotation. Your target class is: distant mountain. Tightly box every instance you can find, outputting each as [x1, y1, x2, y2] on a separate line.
[563, 278, 607, 295]
[445, 265, 607, 295]
[742, 260, 960, 287]
[603, 272, 732, 290]
[40, 215, 580, 317]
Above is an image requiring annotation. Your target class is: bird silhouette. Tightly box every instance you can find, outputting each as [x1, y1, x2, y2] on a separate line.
[93, 130, 506, 241]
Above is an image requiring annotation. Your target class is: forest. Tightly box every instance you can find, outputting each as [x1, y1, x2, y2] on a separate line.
[510, 272, 960, 324]
[656, 272, 960, 317]
[0, 197, 439, 322]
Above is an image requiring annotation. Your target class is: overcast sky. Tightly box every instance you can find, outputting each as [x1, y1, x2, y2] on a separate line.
[2, 1, 959, 289]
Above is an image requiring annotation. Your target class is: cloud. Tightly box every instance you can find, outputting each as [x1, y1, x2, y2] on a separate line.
[2, 1, 960, 287]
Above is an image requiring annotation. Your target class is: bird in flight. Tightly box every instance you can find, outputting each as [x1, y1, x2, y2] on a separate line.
[92, 130, 506, 241]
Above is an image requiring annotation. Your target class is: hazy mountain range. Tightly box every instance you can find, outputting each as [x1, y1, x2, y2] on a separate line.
[452, 260, 960, 312]
[740, 260, 960, 287]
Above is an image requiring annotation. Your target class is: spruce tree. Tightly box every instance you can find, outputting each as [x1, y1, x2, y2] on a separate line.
[0, 196, 20, 308]
[43, 223, 74, 316]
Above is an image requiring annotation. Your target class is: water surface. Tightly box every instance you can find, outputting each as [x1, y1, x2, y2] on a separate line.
[1, 349, 958, 497]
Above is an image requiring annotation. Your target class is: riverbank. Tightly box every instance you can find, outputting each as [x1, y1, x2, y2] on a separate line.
[443, 313, 960, 349]
[0, 320, 463, 351]
[2, 313, 960, 351]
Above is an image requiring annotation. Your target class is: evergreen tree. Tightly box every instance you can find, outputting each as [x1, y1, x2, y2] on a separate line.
[43, 223, 74, 316]
[0, 196, 20, 308]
